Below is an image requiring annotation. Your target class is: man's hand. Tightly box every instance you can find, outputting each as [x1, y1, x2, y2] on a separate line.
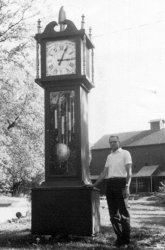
[125, 186, 130, 196]
[122, 186, 130, 198]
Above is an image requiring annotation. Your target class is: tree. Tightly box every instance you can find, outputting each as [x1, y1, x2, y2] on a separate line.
[0, 0, 45, 195]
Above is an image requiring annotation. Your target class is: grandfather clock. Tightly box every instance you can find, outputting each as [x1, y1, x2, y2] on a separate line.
[32, 7, 100, 236]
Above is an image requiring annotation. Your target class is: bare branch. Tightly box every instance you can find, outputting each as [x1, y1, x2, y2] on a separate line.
[7, 116, 19, 130]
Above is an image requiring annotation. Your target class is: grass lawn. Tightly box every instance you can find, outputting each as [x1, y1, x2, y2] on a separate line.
[0, 194, 165, 249]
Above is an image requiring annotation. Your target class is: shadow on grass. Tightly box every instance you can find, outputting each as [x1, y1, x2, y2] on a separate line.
[0, 203, 11, 207]
[0, 229, 32, 249]
[130, 201, 165, 207]
[130, 195, 165, 207]
[0, 225, 164, 249]
[132, 216, 165, 227]
[0, 226, 113, 249]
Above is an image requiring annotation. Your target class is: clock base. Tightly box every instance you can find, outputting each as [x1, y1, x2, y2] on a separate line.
[32, 186, 100, 236]
[41, 179, 91, 187]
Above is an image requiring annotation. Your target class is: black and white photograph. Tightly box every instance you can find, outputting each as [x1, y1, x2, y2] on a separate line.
[1, 0, 165, 249]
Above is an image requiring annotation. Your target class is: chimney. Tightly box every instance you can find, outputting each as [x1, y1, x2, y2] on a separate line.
[149, 119, 165, 131]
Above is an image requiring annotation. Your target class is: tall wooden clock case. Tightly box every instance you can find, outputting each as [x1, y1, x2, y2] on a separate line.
[32, 14, 100, 236]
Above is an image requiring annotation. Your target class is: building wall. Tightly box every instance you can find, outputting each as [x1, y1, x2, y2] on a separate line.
[130, 176, 165, 193]
[90, 148, 110, 176]
[127, 144, 165, 173]
[90, 144, 165, 176]
[90, 144, 165, 194]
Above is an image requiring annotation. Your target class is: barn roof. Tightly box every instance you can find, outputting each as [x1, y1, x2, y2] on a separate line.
[91, 128, 165, 150]
[156, 171, 165, 177]
[134, 165, 159, 177]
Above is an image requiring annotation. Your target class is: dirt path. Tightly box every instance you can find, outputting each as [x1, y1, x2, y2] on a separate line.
[100, 194, 165, 249]
[130, 195, 165, 232]
[100, 194, 165, 229]
[0, 196, 30, 223]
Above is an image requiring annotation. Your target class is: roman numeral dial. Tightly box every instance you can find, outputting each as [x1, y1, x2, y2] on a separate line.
[46, 40, 76, 76]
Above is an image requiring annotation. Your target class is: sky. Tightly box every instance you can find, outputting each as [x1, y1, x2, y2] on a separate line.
[37, 0, 165, 143]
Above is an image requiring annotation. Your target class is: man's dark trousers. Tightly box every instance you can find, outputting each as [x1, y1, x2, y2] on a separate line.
[106, 178, 130, 244]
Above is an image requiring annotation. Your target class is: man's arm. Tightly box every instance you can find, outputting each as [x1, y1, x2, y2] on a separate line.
[93, 167, 108, 187]
[125, 163, 132, 195]
[125, 163, 132, 187]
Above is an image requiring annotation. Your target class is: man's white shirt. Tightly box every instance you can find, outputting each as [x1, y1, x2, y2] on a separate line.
[105, 148, 132, 178]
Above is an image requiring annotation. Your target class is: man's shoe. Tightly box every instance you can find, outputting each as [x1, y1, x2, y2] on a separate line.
[121, 240, 131, 249]
[122, 239, 130, 245]
[114, 239, 123, 247]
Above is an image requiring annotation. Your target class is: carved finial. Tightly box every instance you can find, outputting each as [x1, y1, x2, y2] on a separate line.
[81, 14, 85, 29]
[58, 6, 66, 31]
[89, 27, 92, 39]
[37, 19, 41, 33]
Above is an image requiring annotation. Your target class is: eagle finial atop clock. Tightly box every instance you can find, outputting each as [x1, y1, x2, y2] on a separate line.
[58, 6, 66, 31]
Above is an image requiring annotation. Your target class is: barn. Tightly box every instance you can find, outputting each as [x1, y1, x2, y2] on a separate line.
[90, 119, 165, 194]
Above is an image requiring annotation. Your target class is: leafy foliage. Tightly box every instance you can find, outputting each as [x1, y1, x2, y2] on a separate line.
[155, 181, 165, 203]
[0, 0, 44, 195]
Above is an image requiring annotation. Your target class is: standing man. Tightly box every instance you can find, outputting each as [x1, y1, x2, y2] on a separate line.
[93, 135, 132, 247]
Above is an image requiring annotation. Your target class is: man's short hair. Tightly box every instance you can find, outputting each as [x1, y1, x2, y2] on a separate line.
[109, 135, 120, 142]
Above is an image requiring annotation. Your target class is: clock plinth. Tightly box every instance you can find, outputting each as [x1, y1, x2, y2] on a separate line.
[32, 14, 100, 236]
[32, 186, 100, 236]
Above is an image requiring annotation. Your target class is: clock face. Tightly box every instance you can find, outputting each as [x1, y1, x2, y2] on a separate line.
[46, 40, 76, 76]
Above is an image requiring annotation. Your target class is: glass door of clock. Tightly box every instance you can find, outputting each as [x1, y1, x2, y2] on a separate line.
[49, 90, 77, 176]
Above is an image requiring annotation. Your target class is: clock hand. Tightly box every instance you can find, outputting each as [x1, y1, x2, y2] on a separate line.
[58, 46, 68, 65]
[57, 57, 75, 62]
